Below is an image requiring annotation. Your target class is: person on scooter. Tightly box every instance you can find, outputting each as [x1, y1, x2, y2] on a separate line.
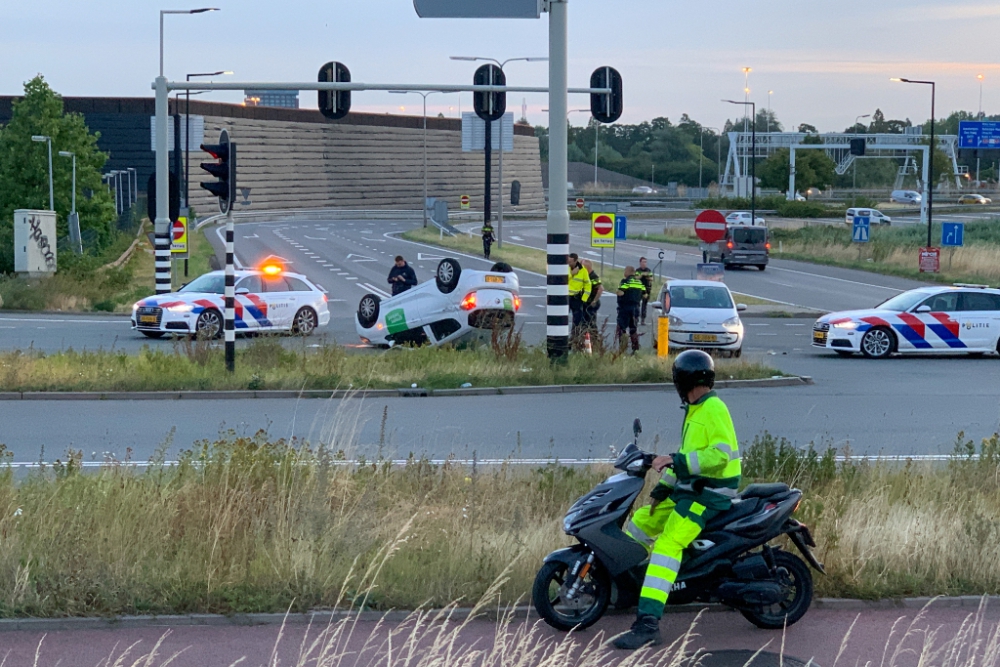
[613, 349, 741, 650]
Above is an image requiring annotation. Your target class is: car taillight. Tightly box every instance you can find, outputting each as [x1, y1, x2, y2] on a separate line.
[765, 242, 771, 250]
[322, 294, 328, 302]
[513, 295, 521, 311]
[461, 293, 477, 310]
[727, 241, 734, 249]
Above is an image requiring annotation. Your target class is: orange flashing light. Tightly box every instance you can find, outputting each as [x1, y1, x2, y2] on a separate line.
[513, 295, 521, 311]
[765, 242, 772, 250]
[461, 293, 477, 310]
[261, 264, 283, 276]
[727, 241, 734, 249]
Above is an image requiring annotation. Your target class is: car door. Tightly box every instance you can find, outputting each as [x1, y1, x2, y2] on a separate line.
[957, 291, 1000, 351]
[261, 275, 293, 328]
[234, 275, 264, 330]
[909, 291, 963, 350]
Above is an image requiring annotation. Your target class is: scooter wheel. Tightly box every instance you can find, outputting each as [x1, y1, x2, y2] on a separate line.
[740, 550, 814, 629]
[532, 560, 610, 631]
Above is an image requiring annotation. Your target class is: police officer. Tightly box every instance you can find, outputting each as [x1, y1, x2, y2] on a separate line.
[482, 222, 496, 259]
[568, 253, 592, 339]
[613, 350, 741, 650]
[615, 266, 645, 353]
[635, 257, 654, 326]
[582, 259, 603, 332]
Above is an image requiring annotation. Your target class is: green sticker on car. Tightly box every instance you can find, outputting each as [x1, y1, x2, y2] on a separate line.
[503, 298, 513, 311]
[385, 308, 409, 334]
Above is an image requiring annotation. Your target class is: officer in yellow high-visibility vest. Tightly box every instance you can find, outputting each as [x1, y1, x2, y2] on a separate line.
[614, 350, 741, 650]
[568, 253, 592, 338]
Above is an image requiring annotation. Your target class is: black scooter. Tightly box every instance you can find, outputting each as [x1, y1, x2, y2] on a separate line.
[532, 419, 824, 631]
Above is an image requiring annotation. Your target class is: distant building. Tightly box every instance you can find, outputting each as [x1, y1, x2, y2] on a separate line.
[243, 90, 299, 109]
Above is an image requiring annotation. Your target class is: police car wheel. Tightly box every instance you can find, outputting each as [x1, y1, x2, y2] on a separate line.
[195, 309, 223, 340]
[860, 327, 894, 359]
[292, 307, 318, 336]
[436, 258, 462, 294]
[358, 294, 380, 329]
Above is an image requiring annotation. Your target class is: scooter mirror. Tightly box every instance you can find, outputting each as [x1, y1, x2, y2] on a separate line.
[633, 418, 642, 437]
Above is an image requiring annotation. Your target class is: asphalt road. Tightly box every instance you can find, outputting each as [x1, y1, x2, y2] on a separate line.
[0, 604, 994, 667]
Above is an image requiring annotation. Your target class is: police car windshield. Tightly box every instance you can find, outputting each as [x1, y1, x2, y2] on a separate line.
[875, 291, 928, 312]
[179, 274, 225, 294]
[669, 286, 734, 309]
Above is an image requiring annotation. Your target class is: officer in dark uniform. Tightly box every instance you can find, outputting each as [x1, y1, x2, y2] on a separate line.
[635, 257, 654, 325]
[482, 222, 496, 259]
[615, 265, 646, 353]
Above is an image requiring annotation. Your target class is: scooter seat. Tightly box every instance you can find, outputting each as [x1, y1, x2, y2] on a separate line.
[739, 483, 790, 499]
[703, 498, 760, 531]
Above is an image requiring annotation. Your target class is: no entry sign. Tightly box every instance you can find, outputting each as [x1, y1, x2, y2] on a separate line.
[576, 198, 585, 210]
[591, 213, 615, 248]
[694, 209, 727, 243]
[460, 194, 470, 210]
[170, 217, 188, 254]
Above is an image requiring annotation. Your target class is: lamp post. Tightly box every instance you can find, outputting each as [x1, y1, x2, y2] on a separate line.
[185, 71, 232, 206]
[390, 90, 456, 228]
[450, 56, 548, 247]
[741, 67, 752, 175]
[767, 90, 773, 134]
[891, 78, 935, 248]
[31, 135, 54, 211]
[59, 151, 83, 254]
[977, 74, 985, 186]
[853, 113, 871, 192]
[724, 100, 756, 225]
[159, 8, 219, 77]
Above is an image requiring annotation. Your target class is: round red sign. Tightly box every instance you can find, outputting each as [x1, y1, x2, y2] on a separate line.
[593, 214, 614, 235]
[576, 198, 585, 210]
[694, 209, 727, 243]
[172, 220, 185, 241]
[461, 195, 470, 204]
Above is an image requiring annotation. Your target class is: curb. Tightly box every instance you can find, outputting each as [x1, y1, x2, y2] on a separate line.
[0, 377, 812, 401]
[0, 596, 993, 633]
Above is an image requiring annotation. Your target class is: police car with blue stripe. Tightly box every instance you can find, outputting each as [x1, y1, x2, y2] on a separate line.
[812, 285, 1000, 358]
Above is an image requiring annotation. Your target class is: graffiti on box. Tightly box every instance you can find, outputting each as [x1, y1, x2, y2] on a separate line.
[28, 215, 56, 270]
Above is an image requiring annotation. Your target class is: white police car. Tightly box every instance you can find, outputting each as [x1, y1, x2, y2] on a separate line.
[356, 258, 521, 347]
[813, 285, 1000, 358]
[132, 263, 330, 339]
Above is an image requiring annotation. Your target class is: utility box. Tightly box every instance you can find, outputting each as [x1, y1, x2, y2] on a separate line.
[14, 209, 57, 277]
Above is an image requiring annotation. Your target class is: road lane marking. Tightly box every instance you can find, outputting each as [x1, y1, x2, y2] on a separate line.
[360, 283, 392, 298]
[0, 318, 122, 324]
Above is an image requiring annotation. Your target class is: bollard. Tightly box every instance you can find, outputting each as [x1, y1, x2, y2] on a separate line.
[657, 317, 670, 357]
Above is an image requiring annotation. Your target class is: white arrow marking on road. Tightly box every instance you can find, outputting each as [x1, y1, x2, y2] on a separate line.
[304, 235, 327, 241]
[346, 254, 377, 262]
[417, 253, 445, 260]
[243, 234, 259, 239]
[511, 236, 524, 241]
[360, 283, 392, 298]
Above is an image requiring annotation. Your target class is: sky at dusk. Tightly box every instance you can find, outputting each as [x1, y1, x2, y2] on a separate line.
[4, 0, 1000, 131]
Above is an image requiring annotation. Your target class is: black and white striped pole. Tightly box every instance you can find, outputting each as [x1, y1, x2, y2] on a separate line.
[199, 128, 237, 372]
[546, 0, 570, 361]
[153, 77, 172, 295]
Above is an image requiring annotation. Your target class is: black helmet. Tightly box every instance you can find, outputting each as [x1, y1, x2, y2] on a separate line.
[672, 350, 715, 403]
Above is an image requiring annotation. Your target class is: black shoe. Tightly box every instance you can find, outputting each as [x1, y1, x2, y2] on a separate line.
[612, 615, 662, 650]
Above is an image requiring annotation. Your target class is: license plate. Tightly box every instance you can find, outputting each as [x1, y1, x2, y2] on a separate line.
[813, 333, 827, 344]
[139, 315, 158, 324]
[691, 334, 717, 343]
[485, 275, 505, 284]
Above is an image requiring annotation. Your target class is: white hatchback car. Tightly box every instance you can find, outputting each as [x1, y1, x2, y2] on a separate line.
[845, 208, 892, 226]
[651, 280, 747, 356]
[356, 259, 521, 347]
[726, 211, 766, 226]
[132, 268, 330, 339]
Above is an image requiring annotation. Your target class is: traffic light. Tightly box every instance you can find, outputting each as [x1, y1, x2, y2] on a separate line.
[146, 171, 180, 223]
[473, 64, 506, 122]
[590, 66, 623, 124]
[200, 129, 237, 215]
[849, 138, 866, 156]
[319, 61, 351, 120]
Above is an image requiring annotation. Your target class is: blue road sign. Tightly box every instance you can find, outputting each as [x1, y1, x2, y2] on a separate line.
[959, 121, 1000, 149]
[852, 216, 870, 243]
[942, 222, 964, 247]
[615, 215, 627, 240]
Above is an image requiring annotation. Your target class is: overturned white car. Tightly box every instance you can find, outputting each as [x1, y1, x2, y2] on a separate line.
[355, 258, 521, 347]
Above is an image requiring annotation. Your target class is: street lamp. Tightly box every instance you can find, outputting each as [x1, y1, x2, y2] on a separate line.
[59, 151, 83, 254]
[159, 8, 219, 77]
[390, 90, 456, 228]
[31, 135, 54, 211]
[450, 56, 547, 247]
[741, 67, 752, 175]
[185, 70, 233, 206]
[853, 114, 871, 192]
[127, 167, 137, 207]
[767, 90, 773, 134]
[891, 77, 935, 249]
[723, 100, 756, 225]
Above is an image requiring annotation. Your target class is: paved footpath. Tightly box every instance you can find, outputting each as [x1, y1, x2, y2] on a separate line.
[2, 604, 997, 667]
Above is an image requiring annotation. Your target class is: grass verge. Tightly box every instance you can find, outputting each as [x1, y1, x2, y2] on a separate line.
[0, 338, 779, 392]
[1, 429, 999, 617]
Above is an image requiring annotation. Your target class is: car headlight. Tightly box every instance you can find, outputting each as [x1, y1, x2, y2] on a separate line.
[722, 316, 741, 328]
[668, 315, 684, 327]
[166, 304, 194, 313]
[832, 320, 859, 330]
[132, 303, 139, 312]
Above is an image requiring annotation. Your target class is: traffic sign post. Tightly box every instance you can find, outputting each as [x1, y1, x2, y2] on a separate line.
[959, 120, 1000, 148]
[852, 216, 870, 243]
[919, 247, 941, 273]
[942, 222, 964, 247]
[591, 212, 615, 248]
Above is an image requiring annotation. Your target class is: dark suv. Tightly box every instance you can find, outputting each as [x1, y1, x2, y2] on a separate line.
[706, 225, 770, 271]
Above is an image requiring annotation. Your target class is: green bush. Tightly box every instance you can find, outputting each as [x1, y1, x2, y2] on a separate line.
[0, 277, 46, 310]
[773, 200, 830, 218]
[694, 195, 788, 211]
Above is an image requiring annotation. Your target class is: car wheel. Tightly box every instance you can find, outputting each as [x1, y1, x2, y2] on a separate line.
[357, 294, 380, 329]
[141, 331, 165, 339]
[291, 307, 318, 336]
[490, 261, 514, 273]
[436, 258, 462, 293]
[733, 347, 742, 358]
[195, 309, 223, 340]
[756, 264, 766, 271]
[702, 251, 708, 263]
[860, 326, 894, 359]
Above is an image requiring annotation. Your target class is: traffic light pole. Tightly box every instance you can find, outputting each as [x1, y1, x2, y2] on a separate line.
[546, 0, 570, 361]
[154, 76, 172, 295]
[484, 118, 492, 230]
[224, 206, 235, 372]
